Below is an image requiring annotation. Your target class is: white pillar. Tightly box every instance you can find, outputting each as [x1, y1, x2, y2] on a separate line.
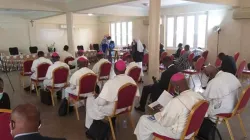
[148, 0, 161, 79]
[66, 12, 75, 54]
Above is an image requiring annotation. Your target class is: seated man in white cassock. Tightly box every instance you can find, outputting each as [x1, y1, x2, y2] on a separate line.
[68, 50, 88, 66]
[92, 52, 110, 76]
[85, 60, 140, 128]
[43, 52, 70, 89]
[125, 54, 141, 75]
[202, 65, 241, 120]
[29, 51, 52, 92]
[64, 57, 94, 105]
[60, 45, 73, 62]
[134, 73, 204, 140]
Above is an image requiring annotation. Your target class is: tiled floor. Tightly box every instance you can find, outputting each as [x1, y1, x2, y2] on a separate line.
[3, 70, 250, 140]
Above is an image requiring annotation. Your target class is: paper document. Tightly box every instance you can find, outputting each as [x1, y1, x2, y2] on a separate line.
[148, 90, 173, 112]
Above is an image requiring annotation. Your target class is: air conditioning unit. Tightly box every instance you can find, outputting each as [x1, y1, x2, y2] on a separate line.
[233, 8, 250, 19]
[143, 17, 163, 26]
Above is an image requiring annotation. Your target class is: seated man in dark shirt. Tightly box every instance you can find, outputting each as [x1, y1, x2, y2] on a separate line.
[218, 52, 237, 75]
[0, 78, 10, 110]
[135, 56, 179, 112]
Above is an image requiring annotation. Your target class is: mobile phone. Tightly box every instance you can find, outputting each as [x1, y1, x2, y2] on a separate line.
[147, 115, 156, 121]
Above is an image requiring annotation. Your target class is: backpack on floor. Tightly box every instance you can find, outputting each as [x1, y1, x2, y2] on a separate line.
[86, 120, 110, 140]
[196, 118, 222, 140]
[40, 89, 52, 106]
[58, 98, 68, 116]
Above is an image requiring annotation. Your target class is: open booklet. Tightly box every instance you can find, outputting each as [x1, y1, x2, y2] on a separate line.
[148, 90, 173, 112]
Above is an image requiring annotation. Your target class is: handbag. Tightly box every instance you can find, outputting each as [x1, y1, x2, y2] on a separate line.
[58, 98, 68, 116]
[86, 120, 110, 140]
[196, 118, 222, 140]
[40, 89, 52, 106]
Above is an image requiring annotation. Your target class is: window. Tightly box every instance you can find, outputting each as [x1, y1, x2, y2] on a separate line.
[110, 21, 132, 47]
[165, 14, 207, 48]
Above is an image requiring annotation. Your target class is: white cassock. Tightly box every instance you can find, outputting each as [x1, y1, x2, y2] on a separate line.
[43, 61, 70, 88]
[92, 58, 110, 75]
[31, 57, 52, 80]
[201, 71, 241, 120]
[125, 62, 140, 75]
[85, 74, 140, 128]
[64, 67, 95, 100]
[60, 51, 73, 62]
[134, 90, 204, 140]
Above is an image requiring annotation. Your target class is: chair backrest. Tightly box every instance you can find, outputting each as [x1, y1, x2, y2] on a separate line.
[23, 60, 33, 73]
[188, 53, 194, 63]
[99, 62, 112, 78]
[115, 83, 137, 113]
[52, 67, 69, 85]
[77, 45, 84, 51]
[143, 53, 149, 65]
[233, 86, 250, 115]
[180, 50, 185, 55]
[195, 57, 205, 72]
[64, 57, 75, 64]
[122, 52, 130, 61]
[29, 46, 38, 54]
[0, 109, 12, 140]
[201, 50, 209, 61]
[236, 60, 246, 77]
[160, 51, 168, 61]
[37, 63, 51, 79]
[128, 66, 141, 83]
[234, 52, 240, 63]
[78, 73, 97, 95]
[93, 44, 100, 52]
[9, 47, 19, 55]
[89, 44, 93, 50]
[215, 57, 222, 67]
[181, 100, 209, 139]
[169, 55, 174, 60]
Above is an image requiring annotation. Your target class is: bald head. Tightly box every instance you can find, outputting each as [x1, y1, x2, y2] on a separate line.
[11, 104, 40, 136]
[204, 65, 218, 79]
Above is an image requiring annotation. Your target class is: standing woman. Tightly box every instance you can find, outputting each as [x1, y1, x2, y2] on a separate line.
[132, 39, 144, 81]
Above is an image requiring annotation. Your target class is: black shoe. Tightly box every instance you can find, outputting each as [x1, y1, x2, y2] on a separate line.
[31, 89, 37, 94]
[69, 106, 74, 113]
[202, 87, 206, 90]
[134, 106, 145, 112]
[24, 86, 30, 91]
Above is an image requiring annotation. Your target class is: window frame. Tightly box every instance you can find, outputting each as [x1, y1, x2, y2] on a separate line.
[110, 21, 132, 47]
[164, 12, 208, 49]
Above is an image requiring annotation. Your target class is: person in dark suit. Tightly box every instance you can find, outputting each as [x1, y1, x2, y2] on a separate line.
[218, 52, 237, 75]
[10, 104, 66, 140]
[135, 56, 179, 112]
[0, 78, 10, 110]
[173, 43, 183, 58]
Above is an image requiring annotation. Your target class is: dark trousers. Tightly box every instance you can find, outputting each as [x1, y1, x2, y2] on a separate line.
[139, 84, 164, 109]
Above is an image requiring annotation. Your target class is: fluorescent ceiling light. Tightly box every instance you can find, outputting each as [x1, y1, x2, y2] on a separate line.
[88, 13, 93, 16]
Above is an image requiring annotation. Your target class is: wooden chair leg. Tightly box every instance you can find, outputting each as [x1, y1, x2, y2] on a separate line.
[128, 112, 134, 128]
[35, 84, 39, 96]
[225, 119, 235, 140]
[108, 117, 116, 140]
[237, 114, 247, 137]
[30, 82, 32, 94]
[50, 90, 55, 106]
[74, 102, 80, 120]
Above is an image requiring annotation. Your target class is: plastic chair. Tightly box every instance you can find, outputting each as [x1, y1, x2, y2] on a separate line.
[180, 50, 185, 55]
[128, 66, 141, 83]
[235, 60, 246, 80]
[188, 53, 195, 64]
[122, 52, 130, 61]
[0, 109, 12, 140]
[160, 52, 168, 63]
[20, 60, 33, 87]
[98, 62, 112, 88]
[234, 52, 240, 63]
[183, 57, 205, 87]
[68, 73, 97, 120]
[30, 63, 50, 96]
[216, 86, 250, 140]
[47, 67, 69, 106]
[153, 100, 209, 140]
[107, 83, 138, 140]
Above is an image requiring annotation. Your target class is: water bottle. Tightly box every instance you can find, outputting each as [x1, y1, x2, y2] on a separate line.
[122, 120, 127, 128]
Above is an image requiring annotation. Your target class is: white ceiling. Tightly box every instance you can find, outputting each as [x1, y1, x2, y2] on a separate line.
[119, 0, 193, 8]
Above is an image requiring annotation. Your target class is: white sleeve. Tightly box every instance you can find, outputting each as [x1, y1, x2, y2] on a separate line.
[45, 66, 53, 79]
[96, 97, 108, 106]
[31, 60, 37, 72]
